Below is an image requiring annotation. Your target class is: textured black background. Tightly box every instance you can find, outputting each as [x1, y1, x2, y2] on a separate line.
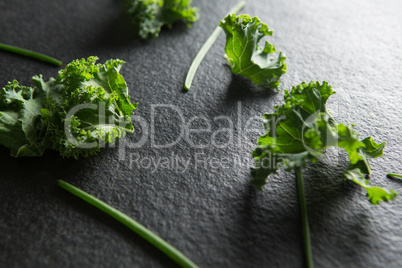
[1, 0, 401, 267]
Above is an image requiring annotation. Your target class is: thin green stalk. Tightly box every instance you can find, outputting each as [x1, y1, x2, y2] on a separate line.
[0, 43, 62, 66]
[58, 180, 198, 268]
[184, 0, 247, 90]
[387, 173, 402, 179]
[295, 168, 314, 268]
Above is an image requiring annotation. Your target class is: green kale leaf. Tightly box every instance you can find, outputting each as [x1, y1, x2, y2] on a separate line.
[251, 81, 397, 204]
[0, 80, 48, 157]
[0, 56, 138, 158]
[220, 14, 286, 89]
[125, 0, 199, 39]
[344, 168, 397, 205]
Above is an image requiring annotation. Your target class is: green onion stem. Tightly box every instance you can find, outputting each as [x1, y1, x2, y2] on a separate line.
[387, 173, 402, 179]
[0, 43, 62, 66]
[58, 180, 198, 268]
[295, 168, 314, 268]
[184, 0, 247, 90]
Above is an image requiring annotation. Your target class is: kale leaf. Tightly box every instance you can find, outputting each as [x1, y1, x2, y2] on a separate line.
[125, 0, 199, 39]
[251, 81, 397, 204]
[220, 14, 286, 89]
[0, 80, 48, 157]
[0, 56, 138, 158]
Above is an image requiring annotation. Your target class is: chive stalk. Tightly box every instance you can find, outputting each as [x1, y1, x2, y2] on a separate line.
[295, 168, 314, 268]
[58, 180, 198, 268]
[0, 43, 62, 66]
[184, 1, 247, 90]
[387, 173, 402, 179]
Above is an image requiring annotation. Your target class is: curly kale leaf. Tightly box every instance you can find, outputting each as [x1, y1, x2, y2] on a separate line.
[0, 57, 138, 158]
[251, 81, 397, 204]
[125, 0, 199, 39]
[0, 80, 48, 157]
[219, 14, 286, 89]
[344, 169, 398, 205]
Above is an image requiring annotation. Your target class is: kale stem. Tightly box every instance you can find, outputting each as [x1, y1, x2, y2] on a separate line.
[387, 173, 402, 179]
[295, 168, 314, 268]
[58, 180, 198, 268]
[0, 43, 62, 66]
[184, 0, 247, 90]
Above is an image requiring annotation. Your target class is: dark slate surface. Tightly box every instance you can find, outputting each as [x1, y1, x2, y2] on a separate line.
[1, 0, 401, 267]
